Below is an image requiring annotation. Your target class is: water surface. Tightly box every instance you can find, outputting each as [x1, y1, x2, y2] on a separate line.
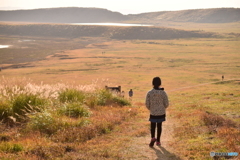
[0, 45, 10, 48]
[70, 23, 152, 26]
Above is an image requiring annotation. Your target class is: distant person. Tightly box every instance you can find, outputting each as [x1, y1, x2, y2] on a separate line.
[145, 77, 169, 147]
[121, 91, 125, 98]
[222, 75, 224, 81]
[128, 89, 133, 100]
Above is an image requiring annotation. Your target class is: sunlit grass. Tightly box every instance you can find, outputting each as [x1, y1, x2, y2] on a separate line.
[170, 81, 240, 159]
[0, 27, 239, 159]
[0, 77, 135, 159]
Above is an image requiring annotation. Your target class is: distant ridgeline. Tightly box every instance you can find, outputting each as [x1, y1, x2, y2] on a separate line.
[0, 23, 216, 40]
[128, 8, 240, 23]
[0, 7, 239, 23]
[0, 7, 238, 40]
[0, 7, 128, 23]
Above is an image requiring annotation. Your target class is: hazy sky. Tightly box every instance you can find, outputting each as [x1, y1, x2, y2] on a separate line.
[1, 0, 240, 14]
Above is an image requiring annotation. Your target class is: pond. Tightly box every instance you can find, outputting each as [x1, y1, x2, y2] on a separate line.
[18, 39, 36, 42]
[0, 45, 10, 49]
[69, 23, 152, 26]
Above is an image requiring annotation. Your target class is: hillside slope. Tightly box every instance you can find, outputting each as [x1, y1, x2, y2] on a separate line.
[0, 7, 128, 23]
[128, 8, 240, 23]
[0, 8, 239, 24]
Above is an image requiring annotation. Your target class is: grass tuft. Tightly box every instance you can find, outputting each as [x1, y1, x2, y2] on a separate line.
[26, 110, 60, 135]
[58, 103, 91, 118]
[201, 111, 237, 128]
[12, 94, 47, 121]
[0, 100, 12, 123]
[0, 142, 23, 153]
[58, 89, 85, 103]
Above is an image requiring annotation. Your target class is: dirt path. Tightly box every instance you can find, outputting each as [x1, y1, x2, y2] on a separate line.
[125, 110, 182, 160]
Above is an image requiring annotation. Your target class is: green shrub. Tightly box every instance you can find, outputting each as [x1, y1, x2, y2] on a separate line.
[0, 142, 23, 153]
[84, 89, 132, 107]
[27, 111, 59, 135]
[0, 100, 12, 122]
[112, 97, 131, 106]
[59, 103, 91, 118]
[85, 93, 98, 108]
[58, 89, 85, 103]
[12, 94, 46, 121]
[96, 89, 113, 106]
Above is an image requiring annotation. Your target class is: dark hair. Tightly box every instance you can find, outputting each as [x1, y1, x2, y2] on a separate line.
[152, 77, 161, 89]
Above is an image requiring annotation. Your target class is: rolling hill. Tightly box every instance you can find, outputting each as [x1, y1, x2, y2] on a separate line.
[0, 7, 128, 23]
[128, 8, 240, 23]
[0, 7, 239, 24]
[1, 7, 239, 40]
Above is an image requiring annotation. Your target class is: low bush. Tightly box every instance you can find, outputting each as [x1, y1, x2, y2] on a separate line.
[0, 142, 23, 153]
[85, 93, 98, 108]
[58, 103, 91, 118]
[112, 96, 131, 106]
[0, 100, 12, 123]
[95, 89, 131, 106]
[96, 89, 113, 106]
[26, 110, 60, 135]
[58, 89, 85, 103]
[12, 94, 47, 121]
[201, 111, 237, 128]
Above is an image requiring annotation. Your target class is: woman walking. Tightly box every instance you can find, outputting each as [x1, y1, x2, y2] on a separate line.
[145, 77, 169, 147]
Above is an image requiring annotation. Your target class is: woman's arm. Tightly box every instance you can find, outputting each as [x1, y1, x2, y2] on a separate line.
[145, 92, 151, 110]
[163, 92, 169, 108]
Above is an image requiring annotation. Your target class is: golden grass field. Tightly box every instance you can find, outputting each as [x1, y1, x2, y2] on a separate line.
[0, 22, 239, 159]
[2, 37, 239, 101]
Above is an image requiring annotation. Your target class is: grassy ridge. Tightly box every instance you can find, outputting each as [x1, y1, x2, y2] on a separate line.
[0, 23, 216, 40]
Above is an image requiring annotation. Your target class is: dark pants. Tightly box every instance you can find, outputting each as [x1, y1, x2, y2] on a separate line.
[150, 122, 162, 142]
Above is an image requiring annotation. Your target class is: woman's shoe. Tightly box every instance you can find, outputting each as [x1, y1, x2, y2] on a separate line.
[149, 138, 156, 147]
[156, 141, 161, 146]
